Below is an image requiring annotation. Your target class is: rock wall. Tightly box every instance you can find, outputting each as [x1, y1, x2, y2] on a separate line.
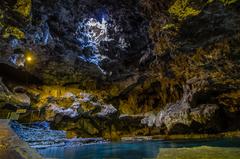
[0, 0, 240, 138]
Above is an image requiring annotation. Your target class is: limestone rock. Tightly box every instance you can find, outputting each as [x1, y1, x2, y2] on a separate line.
[45, 103, 79, 121]
[12, 93, 31, 106]
[142, 79, 222, 134]
[96, 104, 117, 117]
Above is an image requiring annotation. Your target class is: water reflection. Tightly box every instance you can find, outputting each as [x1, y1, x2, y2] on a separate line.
[38, 138, 240, 159]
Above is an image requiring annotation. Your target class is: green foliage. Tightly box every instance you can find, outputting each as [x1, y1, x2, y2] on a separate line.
[168, 0, 201, 21]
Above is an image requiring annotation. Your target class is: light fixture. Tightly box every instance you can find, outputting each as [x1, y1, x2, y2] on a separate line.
[26, 56, 32, 62]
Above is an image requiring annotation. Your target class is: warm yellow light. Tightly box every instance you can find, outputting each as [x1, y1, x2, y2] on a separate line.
[26, 56, 32, 62]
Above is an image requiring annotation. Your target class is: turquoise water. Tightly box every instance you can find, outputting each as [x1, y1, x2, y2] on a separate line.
[38, 138, 240, 159]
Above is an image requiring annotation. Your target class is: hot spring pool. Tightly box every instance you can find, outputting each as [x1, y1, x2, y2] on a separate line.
[38, 138, 240, 159]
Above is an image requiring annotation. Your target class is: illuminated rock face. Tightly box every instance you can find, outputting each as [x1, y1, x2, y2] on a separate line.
[76, 17, 112, 52]
[33, 22, 52, 45]
[8, 54, 25, 67]
[0, 0, 240, 136]
[75, 16, 130, 73]
[0, 0, 149, 83]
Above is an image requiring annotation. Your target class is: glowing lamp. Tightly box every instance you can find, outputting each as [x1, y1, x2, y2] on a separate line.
[26, 56, 32, 62]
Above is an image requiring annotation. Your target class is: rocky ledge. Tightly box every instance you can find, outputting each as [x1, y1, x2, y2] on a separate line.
[0, 119, 43, 159]
[157, 146, 240, 159]
[11, 121, 107, 149]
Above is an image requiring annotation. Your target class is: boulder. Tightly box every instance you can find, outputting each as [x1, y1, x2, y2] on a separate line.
[96, 104, 117, 117]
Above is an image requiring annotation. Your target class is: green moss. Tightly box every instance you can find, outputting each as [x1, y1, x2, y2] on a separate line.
[168, 0, 201, 21]
[14, 0, 32, 17]
[3, 26, 25, 39]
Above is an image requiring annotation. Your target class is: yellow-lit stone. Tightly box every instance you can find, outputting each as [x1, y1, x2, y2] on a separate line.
[66, 131, 78, 139]
[168, 0, 201, 21]
[3, 26, 25, 39]
[161, 23, 178, 30]
[14, 0, 32, 17]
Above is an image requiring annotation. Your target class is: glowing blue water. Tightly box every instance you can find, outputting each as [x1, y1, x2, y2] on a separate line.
[38, 138, 240, 159]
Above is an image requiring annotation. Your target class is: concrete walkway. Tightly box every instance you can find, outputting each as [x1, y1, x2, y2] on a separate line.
[0, 119, 43, 159]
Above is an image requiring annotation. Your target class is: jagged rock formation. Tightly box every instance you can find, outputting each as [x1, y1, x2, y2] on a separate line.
[141, 77, 223, 134]
[11, 121, 106, 148]
[0, 0, 240, 138]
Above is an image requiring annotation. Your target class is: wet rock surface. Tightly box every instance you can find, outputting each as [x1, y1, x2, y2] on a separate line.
[11, 121, 106, 149]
